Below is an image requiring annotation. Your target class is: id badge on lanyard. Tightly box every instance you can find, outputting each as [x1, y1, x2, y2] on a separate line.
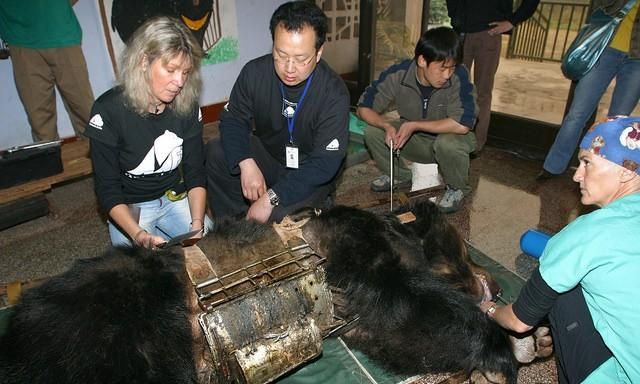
[280, 73, 314, 169]
[286, 144, 299, 168]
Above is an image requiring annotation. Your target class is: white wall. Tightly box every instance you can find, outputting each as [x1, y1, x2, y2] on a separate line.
[0, 0, 286, 148]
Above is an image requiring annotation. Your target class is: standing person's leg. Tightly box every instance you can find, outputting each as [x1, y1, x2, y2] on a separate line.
[10, 46, 59, 141]
[50, 45, 95, 138]
[548, 287, 613, 384]
[468, 32, 501, 152]
[462, 33, 474, 74]
[608, 57, 640, 116]
[542, 48, 624, 175]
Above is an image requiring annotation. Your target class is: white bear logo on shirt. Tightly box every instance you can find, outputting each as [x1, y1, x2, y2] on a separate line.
[127, 130, 183, 176]
[89, 114, 104, 130]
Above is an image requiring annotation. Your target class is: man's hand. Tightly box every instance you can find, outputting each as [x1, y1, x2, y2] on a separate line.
[239, 158, 266, 201]
[246, 194, 273, 223]
[384, 126, 397, 149]
[394, 122, 417, 149]
[488, 20, 514, 36]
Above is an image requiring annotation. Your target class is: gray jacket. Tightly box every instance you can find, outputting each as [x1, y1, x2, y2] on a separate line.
[358, 59, 477, 130]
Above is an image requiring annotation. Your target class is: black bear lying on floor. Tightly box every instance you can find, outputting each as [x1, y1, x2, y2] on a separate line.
[1, 201, 539, 384]
[298, 202, 518, 383]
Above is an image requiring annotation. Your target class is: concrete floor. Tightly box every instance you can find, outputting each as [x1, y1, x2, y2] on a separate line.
[1, 140, 588, 383]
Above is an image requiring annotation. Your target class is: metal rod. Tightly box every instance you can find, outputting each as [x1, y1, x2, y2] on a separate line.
[337, 337, 378, 384]
[389, 140, 394, 212]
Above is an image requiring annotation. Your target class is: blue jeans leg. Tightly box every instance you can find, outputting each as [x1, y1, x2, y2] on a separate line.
[543, 48, 629, 174]
[608, 58, 640, 116]
[108, 196, 212, 246]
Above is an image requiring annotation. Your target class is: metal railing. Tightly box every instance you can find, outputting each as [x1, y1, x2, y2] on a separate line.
[507, 1, 590, 62]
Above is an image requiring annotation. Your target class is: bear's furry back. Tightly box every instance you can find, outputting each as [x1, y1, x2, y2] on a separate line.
[0, 246, 197, 384]
[302, 204, 517, 381]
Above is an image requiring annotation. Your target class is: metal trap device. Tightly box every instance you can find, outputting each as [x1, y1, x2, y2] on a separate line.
[185, 241, 343, 384]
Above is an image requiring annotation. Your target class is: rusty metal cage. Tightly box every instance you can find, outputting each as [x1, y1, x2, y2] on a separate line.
[188, 242, 344, 384]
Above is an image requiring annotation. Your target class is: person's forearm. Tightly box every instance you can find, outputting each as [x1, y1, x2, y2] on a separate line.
[482, 302, 534, 334]
[412, 117, 470, 135]
[109, 204, 143, 240]
[357, 107, 395, 131]
[187, 187, 207, 231]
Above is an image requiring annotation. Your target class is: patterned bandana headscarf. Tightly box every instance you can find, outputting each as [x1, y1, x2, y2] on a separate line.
[579, 116, 640, 175]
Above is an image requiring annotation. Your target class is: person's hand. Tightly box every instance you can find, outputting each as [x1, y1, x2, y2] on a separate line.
[394, 122, 416, 149]
[488, 21, 514, 36]
[239, 158, 266, 201]
[246, 194, 273, 223]
[384, 126, 397, 148]
[479, 300, 496, 314]
[133, 229, 166, 249]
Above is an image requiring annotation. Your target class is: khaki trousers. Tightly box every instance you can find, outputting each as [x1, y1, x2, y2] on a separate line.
[462, 31, 502, 151]
[10, 45, 94, 141]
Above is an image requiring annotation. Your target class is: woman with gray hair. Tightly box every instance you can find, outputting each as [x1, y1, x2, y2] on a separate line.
[85, 16, 211, 249]
[481, 116, 640, 383]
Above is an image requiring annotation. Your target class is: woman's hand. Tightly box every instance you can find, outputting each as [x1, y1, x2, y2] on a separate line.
[133, 229, 166, 249]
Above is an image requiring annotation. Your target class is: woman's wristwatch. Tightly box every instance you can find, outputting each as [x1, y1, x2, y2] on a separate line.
[486, 304, 497, 317]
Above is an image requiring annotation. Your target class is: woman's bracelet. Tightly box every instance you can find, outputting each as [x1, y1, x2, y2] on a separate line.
[191, 219, 204, 233]
[133, 229, 147, 244]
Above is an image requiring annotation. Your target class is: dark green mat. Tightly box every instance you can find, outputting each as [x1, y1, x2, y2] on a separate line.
[0, 245, 524, 383]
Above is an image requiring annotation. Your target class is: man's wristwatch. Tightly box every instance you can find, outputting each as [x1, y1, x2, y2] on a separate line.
[267, 188, 279, 207]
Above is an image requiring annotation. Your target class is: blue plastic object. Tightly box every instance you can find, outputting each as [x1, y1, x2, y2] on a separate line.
[520, 229, 552, 259]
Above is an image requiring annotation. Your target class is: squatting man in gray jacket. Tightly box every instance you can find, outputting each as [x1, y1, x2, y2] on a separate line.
[357, 27, 478, 213]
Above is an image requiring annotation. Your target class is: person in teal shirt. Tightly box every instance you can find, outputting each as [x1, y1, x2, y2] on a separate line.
[480, 116, 640, 383]
[0, 0, 94, 141]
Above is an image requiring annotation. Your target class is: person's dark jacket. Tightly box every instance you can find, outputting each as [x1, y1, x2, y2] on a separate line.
[446, 0, 540, 34]
[218, 55, 350, 207]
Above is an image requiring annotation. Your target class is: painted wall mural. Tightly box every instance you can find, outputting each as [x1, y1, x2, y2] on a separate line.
[98, 0, 239, 72]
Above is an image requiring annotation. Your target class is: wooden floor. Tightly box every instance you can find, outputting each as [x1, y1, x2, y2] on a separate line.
[0, 139, 92, 206]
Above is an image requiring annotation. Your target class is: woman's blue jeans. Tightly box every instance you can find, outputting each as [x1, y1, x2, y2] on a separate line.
[543, 48, 640, 174]
[108, 195, 212, 246]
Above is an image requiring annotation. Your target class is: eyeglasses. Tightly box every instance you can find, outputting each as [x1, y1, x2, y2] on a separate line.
[272, 50, 316, 69]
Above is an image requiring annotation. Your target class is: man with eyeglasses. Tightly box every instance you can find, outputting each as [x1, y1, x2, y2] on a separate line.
[206, 1, 350, 223]
[357, 27, 478, 214]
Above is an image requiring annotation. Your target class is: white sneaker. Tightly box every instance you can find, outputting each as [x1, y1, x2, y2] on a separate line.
[437, 186, 464, 213]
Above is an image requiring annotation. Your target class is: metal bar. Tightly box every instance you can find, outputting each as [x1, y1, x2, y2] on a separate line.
[506, 1, 588, 62]
[196, 245, 326, 308]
